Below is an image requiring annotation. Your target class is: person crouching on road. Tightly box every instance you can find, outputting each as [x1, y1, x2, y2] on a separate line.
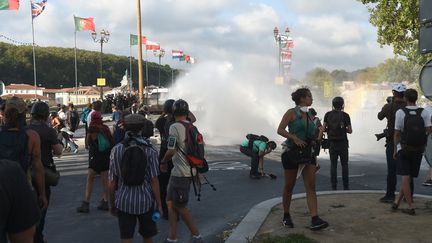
[77, 112, 114, 213]
[108, 114, 162, 243]
[240, 137, 276, 179]
[277, 87, 329, 231]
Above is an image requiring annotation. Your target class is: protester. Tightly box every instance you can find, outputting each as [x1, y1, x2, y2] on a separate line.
[77, 112, 114, 213]
[87, 100, 103, 129]
[239, 135, 276, 179]
[277, 87, 328, 231]
[323, 96, 352, 190]
[0, 159, 41, 243]
[138, 108, 155, 138]
[160, 99, 203, 243]
[377, 83, 407, 203]
[113, 110, 130, 144]
[81, 103, 92, 146]
[392, 89, 431, 215]
[108, 114, 162, 243]
[111, 105, 121, 123]
[28, 101, 63, 243]
[0, 97, 48, 209]
[309, 108, 324, 171]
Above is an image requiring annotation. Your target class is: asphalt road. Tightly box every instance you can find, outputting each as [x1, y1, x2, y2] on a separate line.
[44, 128, 432, 243]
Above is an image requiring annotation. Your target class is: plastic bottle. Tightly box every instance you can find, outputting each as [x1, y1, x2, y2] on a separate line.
[152, 210, 161, 222]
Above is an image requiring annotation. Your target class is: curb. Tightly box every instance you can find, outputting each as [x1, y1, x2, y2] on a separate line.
[225, 190, 432, 243]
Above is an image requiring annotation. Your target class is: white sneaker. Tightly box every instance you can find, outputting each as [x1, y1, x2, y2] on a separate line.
[73, 148, 78, 154]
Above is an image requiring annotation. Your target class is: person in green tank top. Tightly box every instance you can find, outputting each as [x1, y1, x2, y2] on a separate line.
[277, 87, 329, 231]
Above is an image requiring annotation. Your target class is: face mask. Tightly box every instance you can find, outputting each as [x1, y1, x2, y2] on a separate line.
[299, 106, 309, 113]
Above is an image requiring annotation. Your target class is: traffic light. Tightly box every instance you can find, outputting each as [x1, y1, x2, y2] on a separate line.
[420, 0, 432, 54]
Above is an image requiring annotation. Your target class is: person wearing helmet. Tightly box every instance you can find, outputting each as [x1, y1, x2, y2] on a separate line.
[160, 99, 203, 243]
[377, 83, 408, 203]
[28, 101, 63, 243]
[323, 96, 352, 191]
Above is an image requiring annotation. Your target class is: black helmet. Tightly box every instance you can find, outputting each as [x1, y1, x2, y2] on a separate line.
[163, 99, 175, 114]
[332, 96, 344, 110]
[31, 101, 50, 120]
[172, 99, 189, 116]
[267, 141, 277, 150]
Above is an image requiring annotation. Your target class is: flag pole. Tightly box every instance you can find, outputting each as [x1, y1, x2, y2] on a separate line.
[136, 0, 144, 103]
[145, 50, 148, 105]
[30, 0, 37, 100]
[74, 30, 78, 104]
[129, 42, 133, 91]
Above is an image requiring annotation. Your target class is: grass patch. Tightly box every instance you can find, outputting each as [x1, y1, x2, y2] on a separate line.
[255, 233, 319, 243]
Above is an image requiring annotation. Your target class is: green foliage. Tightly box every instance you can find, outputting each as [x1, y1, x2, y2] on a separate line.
[0, 42, 177, 88]
[358, 0, 432, 65]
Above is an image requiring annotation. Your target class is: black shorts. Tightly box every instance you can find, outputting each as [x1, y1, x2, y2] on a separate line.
[396, 150, 423, 177]
[281, 150, 316, 170]
[117, 210, 157, 239]
[88, 153, 110, 173]
[166, 176, 191, 208]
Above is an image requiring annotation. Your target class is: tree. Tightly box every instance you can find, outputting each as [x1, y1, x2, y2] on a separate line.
[359, 0, 432, 65]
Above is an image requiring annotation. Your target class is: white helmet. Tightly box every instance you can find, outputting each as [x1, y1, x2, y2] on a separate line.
[392, 83, 407, 93]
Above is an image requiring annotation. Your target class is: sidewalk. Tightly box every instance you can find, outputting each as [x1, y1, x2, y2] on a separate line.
[226, 191, 432, 243]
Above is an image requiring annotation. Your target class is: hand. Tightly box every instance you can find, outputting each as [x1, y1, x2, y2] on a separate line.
[160, 163, 168, 173]
[39, 195, 48, 210]
[393, 151, 397, 160]
[293, 136, 307, 148]
[158, 205, 164, 218]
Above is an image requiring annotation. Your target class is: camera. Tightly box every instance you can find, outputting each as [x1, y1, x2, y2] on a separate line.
[386, 96, 393, 104]
[375, 128, 389, 141]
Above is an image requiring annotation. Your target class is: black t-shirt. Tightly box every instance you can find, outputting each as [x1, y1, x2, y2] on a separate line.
[324, 110, 351, 141]
[28, 121, 60, 167]
[0, 159, 41, 242]
[377, 100, 406, 139]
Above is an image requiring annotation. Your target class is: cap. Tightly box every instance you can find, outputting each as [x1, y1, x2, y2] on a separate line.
[124, 114, 146, 125]
[392, 83, 407, 92]
[5, 96, 27, 113]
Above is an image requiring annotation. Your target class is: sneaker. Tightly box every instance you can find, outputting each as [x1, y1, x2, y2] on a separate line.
[422, 179, 432, 187]
[249, 174, 261, 180]
[310, 216, 329, 231]
[380, 195, 395, 203]
[77, 201, 89, 213]
[282, 214, 294, 228]
[73, 148, 79, 154]
[401, 208, 415, 215]
[191, 236, 203, 243]
[97, 199, 109, 211]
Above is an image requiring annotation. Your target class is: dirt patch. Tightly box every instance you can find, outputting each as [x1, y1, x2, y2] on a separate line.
[255, 193, 432, 243]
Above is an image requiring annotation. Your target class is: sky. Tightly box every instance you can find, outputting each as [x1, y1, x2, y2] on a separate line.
[0, 0, 395, 80]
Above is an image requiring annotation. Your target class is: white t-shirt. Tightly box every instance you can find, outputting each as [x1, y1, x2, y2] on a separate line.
[87, 110, 95, 127]
[394, 106, 432, 151]
[167, 121, 196, 177]
[58, 111, 66, 121]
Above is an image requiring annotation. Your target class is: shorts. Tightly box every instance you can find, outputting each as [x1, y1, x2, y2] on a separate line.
[281, 150, 316, 170]
[89, 153, 109, 173]
[117, 210, 157, 239]
[396, 150, 423, 177]
[166, 176, 191, 208]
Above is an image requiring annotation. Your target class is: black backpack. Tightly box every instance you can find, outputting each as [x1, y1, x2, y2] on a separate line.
[401, 108, 427, 149]
[246, 134, 269, 150]
[326, 111, 346, 140]
[0, 127, 29, 172]
[120, 136, 151, 186]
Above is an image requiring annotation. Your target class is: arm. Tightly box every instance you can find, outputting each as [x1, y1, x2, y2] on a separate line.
[277, 109, 306, 147]
[393, 130, 401, 160]
[345, 113, 352, 134]
[377, 104, 388, 120]
[150, 176, 163, 216]
[160, 149, 176, 173]
[27, 129, 47, 209]
[108, 177, 118, 216]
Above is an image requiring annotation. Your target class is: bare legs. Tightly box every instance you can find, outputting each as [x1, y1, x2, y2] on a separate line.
[167, 201, 199, 240]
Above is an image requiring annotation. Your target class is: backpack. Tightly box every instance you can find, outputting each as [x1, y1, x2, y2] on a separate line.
[70, 110, 79, 123]
[97, 133, 111, 152]
[246, 134, 269, 150]
[326, 111, 346, 140]
[179, 121, 208, 173]
[80, 108, 90, 123]
[0, 127, 29, 172]
[401, 108, 427, 149]
[120, 137, 150, 186]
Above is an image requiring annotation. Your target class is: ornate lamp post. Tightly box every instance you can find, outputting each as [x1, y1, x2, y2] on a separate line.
[273, 26, 290, 77]
[153, 48, 165, 105]
[91, 29, 110, 100]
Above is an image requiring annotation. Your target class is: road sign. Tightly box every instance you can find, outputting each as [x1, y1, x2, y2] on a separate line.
[323, 80, 331, 98]
[96, 78, 106, 87]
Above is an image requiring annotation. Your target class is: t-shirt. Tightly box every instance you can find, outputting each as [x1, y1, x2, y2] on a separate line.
[0, 159, 41, 242]
[241, 139, 267, 153]
[167, 121, 195, 177]
[394, 106, 432, 151]
[87, 110, 95, 128]
[28, 121, 60, 167]
[323, 110, 351, 141]
[111, 111, 121, 123]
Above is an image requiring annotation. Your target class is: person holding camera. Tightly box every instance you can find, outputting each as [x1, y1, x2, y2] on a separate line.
[377, 83, 407, 203]
[277, 87, 328, 231]
[323, 96, 352, 191]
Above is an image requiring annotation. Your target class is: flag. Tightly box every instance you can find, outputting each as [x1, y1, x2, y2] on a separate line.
[0, 0, 19, 10]
[31, 0, 47, 19]
[189, 57, 196, 64]
[172, 49, 183, 59]
[145, 40, 160, 50]
[287, 40, 294, 49]
[74, 16, 95, 32]
[184, 54, 190, 62]
[130, 34, 147, 46]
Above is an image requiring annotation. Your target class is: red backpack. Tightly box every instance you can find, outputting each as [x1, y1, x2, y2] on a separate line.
[179, 121, 208, 173]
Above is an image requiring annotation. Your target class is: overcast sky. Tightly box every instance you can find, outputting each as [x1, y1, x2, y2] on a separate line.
[0, 0, 394, 80]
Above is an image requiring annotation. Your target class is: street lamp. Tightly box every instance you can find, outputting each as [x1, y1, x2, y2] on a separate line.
[91, 29, 110, 100]
[273, 26, 290, 78]
[153, 48, 165, 105]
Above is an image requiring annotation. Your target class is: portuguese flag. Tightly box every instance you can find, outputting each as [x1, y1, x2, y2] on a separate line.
[130, 34, 147, 46]
[0, 0, 19, 10]
[74, 16, 95, 32]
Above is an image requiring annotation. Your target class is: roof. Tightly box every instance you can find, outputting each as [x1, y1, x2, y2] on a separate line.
[5, 83, 44, 90]
[43, 86, 112, 95]
[1, 93, 48, 101]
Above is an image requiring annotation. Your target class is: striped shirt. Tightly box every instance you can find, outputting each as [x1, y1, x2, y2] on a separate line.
[109, 136, 159, 214]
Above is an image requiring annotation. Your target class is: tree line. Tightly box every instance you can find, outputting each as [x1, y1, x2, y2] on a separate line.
[0, 41, 178, 89]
